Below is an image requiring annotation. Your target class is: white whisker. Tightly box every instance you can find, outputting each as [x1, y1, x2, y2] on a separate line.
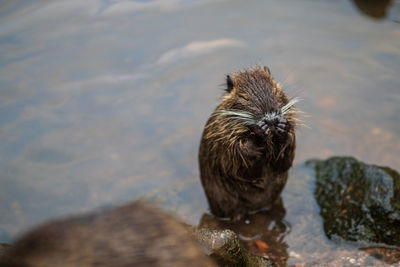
[281, 97, 301, 116]
[212, 109, 257, 125]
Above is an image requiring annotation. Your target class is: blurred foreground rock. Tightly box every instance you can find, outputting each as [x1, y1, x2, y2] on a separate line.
[0, 202, 216, 267]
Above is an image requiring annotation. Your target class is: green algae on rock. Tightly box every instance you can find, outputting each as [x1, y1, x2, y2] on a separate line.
[307, 156, 400, 246]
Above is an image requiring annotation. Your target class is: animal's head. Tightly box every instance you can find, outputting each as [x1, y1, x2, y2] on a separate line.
[211, 66, 299, 137]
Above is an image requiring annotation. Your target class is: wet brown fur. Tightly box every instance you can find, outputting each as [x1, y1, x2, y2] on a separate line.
[199, 67, 296, 219]
[0, 201, 215, 267]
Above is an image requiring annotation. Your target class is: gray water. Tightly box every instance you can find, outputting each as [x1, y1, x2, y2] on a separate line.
[1, 0, 399, 265]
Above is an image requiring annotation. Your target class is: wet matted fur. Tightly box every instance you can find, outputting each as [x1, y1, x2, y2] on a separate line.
[199, 66, 299, 219]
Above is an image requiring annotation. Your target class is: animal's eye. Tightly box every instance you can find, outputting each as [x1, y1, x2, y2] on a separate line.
[263, 66, 271, 75]
[226, 75, 234, 93]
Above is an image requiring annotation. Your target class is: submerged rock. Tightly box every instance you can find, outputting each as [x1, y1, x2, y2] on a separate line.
[307, 156, 400, 246]
[195, 228, 275, 267]
[198, 199, 289, 266]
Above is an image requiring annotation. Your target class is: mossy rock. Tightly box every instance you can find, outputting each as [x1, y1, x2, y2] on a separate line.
[307, 156, 400, 246]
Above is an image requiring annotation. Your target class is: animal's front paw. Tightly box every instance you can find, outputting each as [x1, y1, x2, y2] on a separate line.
[254, 119, 272, 138]
[254, 114, 290, 139]
[275, 117, 290, 134]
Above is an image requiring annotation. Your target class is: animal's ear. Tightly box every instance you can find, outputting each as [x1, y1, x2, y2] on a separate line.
[226, 75, 234, 93]
[263, 66, 271, 75]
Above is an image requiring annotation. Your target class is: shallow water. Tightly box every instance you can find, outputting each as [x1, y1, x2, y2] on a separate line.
[0, 0, 399, 265]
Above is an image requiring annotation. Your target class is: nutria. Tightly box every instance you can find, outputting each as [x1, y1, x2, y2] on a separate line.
[0, 201, 216, 267]
[199, 66, 298, 219]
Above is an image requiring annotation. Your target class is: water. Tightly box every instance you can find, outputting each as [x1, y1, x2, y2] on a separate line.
[0, 0, 399, 265]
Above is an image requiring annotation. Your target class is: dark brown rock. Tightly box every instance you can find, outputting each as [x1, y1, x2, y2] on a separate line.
[0, 201, 216, 267]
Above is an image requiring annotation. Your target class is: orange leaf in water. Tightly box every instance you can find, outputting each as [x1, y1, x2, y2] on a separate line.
[347, 186, 353, 192]
[255, 240, 269, 253]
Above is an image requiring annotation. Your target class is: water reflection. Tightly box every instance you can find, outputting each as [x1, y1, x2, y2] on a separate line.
[199, 199, 290, 266]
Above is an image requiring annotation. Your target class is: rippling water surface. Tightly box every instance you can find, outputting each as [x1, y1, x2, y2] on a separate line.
[1, 0, 399, 265]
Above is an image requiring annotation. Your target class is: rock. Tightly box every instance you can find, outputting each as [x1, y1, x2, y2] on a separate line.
[195, 228, 275, 267]
[198, 200, 288, 266]
[307, 156, 400, 246]
[351, 0, 392, 19]
[0, 201, 216, 267]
